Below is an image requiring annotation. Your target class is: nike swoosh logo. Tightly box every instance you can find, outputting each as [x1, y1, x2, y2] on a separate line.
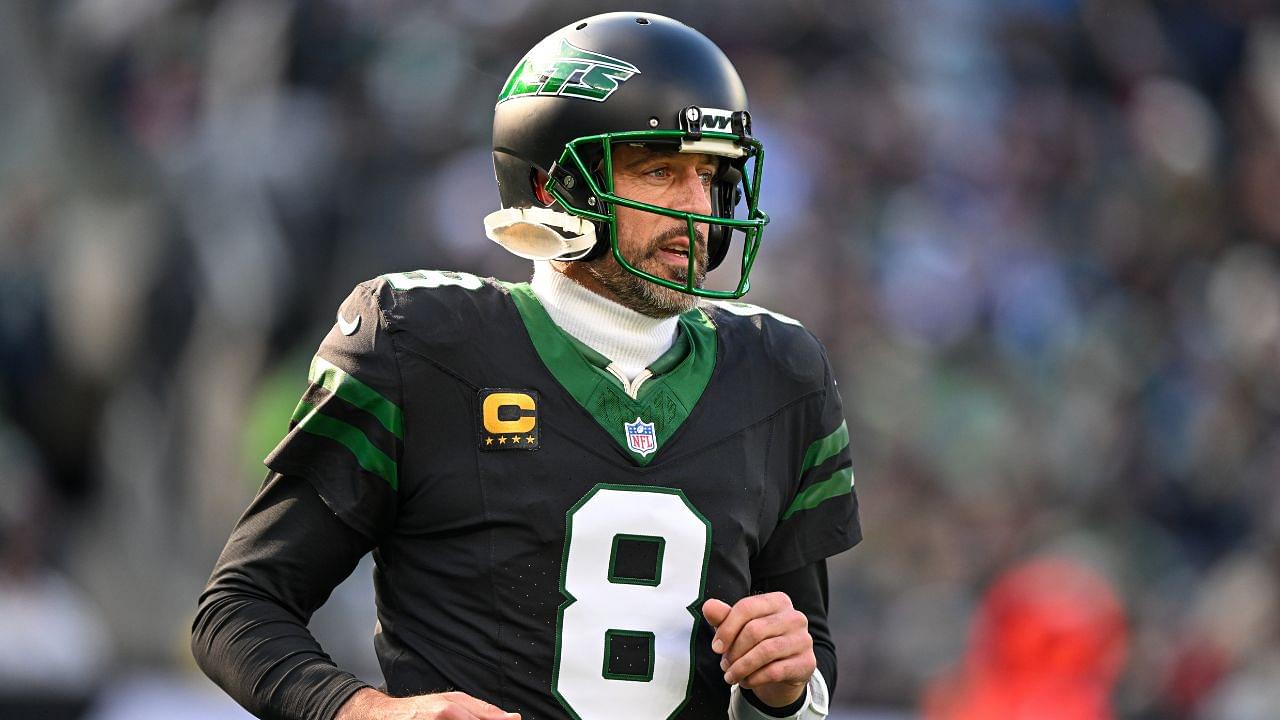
[336, 310, 360, 336]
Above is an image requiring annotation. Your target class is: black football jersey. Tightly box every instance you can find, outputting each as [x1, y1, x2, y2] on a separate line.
[265, 270, 860, 720]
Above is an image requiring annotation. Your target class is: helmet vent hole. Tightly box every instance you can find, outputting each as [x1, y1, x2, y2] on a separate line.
[635, 17, 649, 24]
[576, 22, 587, 29]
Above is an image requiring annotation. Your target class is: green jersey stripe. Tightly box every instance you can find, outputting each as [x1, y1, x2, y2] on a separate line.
[800, 420, 848, 474]
[505, 283, 716, 466]
[293, 400, 399, 489]
[782, 466, 855, 520]
[308, 356, 404, 439]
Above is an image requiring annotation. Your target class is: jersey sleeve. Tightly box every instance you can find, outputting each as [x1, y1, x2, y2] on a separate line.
[191, 473, 376, 720]
[264, 281, 403, 539]
[752, 346, 861, 577]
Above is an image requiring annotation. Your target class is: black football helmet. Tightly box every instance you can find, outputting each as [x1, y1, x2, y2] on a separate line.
[485, 12, 768, 299]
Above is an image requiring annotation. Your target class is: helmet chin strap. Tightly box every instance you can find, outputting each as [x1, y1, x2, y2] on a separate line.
[484, 207, 597, 261]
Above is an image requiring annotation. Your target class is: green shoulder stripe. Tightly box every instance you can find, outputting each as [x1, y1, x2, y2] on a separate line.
[307, 356, 404, 439]
[292, 401, 399, 489]
[800, 420, 849, 474]
[782, 466, 855, 520]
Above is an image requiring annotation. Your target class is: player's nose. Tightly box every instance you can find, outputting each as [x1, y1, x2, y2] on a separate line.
[671, 168, 713, 216]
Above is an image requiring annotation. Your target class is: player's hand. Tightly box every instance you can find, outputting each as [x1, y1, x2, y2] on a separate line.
[335, 687, 521, 720]
[702, 593, 815, 709]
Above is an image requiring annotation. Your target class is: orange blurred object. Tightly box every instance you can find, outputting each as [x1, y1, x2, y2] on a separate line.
[923, 557, 1129, 720]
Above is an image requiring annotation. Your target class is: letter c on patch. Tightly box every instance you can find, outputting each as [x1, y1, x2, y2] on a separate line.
[482, 392, 537, 434]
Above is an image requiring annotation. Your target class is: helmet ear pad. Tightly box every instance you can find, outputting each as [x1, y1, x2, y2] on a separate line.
[548, 145, 613, 262]
[494, 147, 612, 261]
[707, 164, 743, 272]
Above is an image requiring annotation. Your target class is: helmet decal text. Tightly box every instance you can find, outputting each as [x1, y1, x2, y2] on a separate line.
[497, 39, 640, 104]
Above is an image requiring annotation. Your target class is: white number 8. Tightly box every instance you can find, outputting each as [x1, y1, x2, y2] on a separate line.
[553, 485, 712, 720]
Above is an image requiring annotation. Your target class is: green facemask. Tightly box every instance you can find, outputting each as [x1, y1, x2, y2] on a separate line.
[546, 129, 769, 300]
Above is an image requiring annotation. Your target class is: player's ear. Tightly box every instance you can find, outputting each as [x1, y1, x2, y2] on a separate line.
[532, 169, 555, 206]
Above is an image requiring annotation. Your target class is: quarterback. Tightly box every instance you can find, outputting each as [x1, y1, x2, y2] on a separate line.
[193, 13, 860, 720]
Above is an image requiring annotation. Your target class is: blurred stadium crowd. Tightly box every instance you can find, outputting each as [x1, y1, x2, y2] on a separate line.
[2, 0, 1279, 718]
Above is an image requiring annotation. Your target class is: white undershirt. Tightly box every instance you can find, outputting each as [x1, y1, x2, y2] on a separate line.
[529, 261, 679, 381]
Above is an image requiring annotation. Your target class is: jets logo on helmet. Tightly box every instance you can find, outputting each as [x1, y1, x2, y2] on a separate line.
[498, 39, 640, 104]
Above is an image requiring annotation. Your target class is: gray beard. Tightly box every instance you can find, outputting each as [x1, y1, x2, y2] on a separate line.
[585, 260, 702, 318]
[585, 233, 709, 318]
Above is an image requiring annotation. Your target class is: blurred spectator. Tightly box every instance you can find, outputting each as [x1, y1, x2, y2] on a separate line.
[0, 422, 111, 720]
[921, 557, 1128, 720]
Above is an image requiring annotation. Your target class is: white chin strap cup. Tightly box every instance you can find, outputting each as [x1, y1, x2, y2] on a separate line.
[484, 207, 597, 261]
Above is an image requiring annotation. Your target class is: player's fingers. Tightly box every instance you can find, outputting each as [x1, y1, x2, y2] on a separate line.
[722, 632, 810, 685]
[710, 592, 791, 655]
[434, 703, 479, 720]
[721, 610, 806, 668]
[442, 691, 521, 719]
[702, 598, 732, 629]
[736, 653, 815, 692]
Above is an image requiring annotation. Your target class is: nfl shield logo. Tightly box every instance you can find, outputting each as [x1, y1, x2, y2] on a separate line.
[624, 417, 657, 457]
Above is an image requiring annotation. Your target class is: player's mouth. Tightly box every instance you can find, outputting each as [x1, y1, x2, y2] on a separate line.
[653, 244, 697, 281]
[646, 227, 707, 281]
[659, 244, 690, 263]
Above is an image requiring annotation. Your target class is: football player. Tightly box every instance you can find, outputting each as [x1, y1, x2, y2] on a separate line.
[193, 13, 860, 720]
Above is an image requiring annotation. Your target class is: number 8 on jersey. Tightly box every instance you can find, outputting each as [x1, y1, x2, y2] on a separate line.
[554, 485, 712, 720]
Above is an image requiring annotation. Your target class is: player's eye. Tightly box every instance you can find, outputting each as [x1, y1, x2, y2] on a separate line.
[645, 166, 671, 178]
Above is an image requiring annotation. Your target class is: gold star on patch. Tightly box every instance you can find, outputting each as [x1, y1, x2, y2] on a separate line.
[484, 437, 494, 446]
[526, 435, 536, 444]
[498, 436, 508, 444]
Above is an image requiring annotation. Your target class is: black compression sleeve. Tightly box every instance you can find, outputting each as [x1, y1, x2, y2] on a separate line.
[743, 559, 837, 715]
[191, 473, 378, 720]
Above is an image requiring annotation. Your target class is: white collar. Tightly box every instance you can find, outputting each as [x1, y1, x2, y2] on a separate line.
[529, 261, 679, 381]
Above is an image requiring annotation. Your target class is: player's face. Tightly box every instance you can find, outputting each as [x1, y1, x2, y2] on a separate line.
[579, 144, 716, 318]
